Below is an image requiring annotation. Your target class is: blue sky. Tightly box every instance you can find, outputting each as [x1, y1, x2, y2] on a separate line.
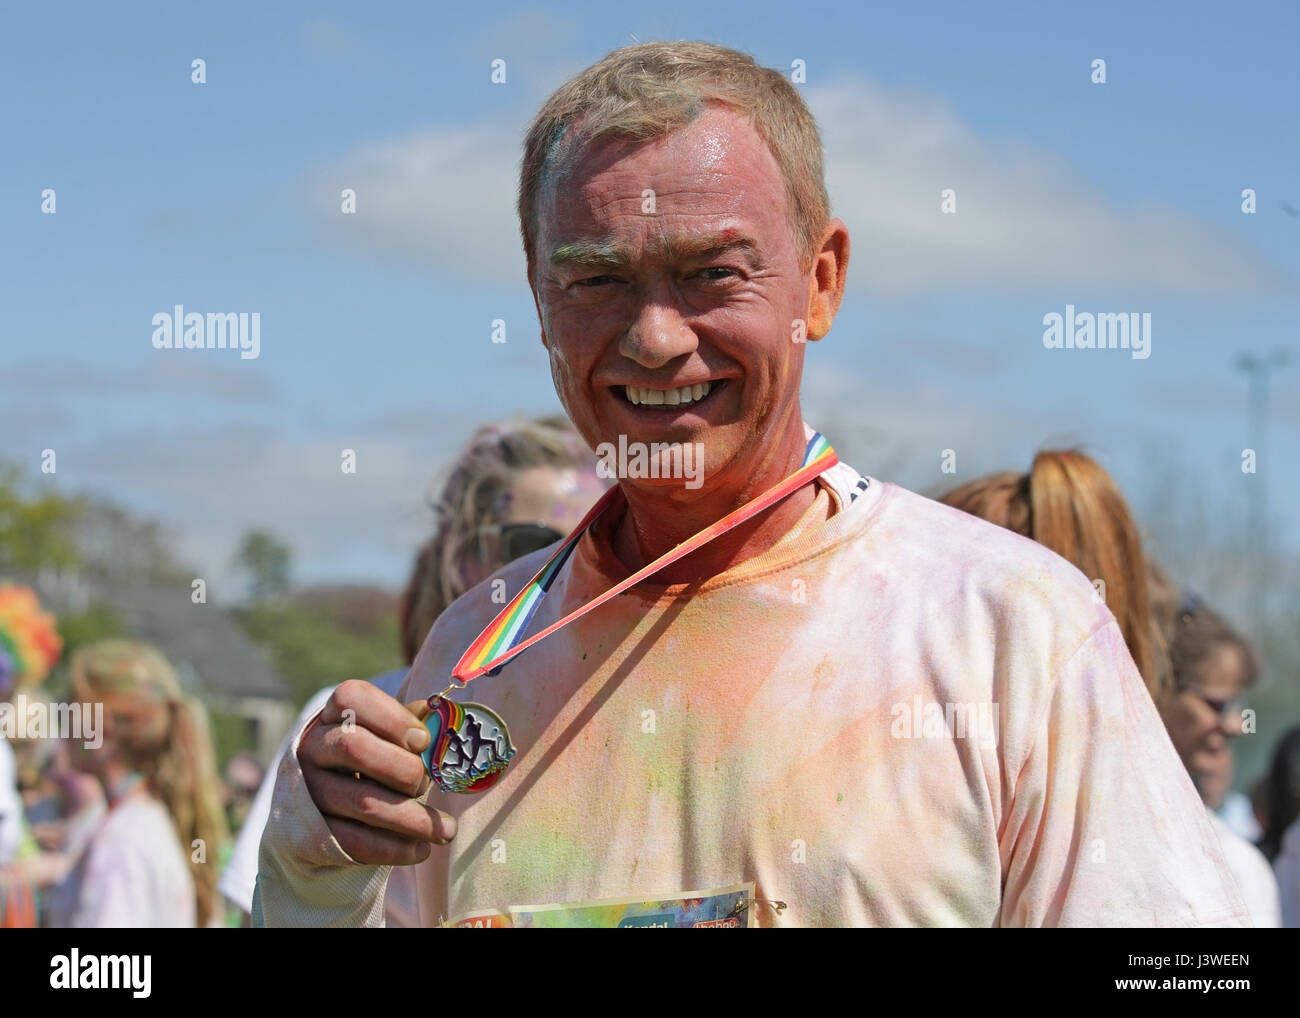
[2, 1, 1297, 610]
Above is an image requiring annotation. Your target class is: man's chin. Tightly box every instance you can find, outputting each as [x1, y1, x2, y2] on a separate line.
[595, 447, 714, 495]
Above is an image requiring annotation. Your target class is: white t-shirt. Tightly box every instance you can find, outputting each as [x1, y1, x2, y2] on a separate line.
[1218, 789, 1262, 842]
[0, 736, 22, 865]
[219, 668, 408, 916]
[257, 451, 1248, 927]
[68, 793, 195, 928]
[1206, 808, 1280, 927]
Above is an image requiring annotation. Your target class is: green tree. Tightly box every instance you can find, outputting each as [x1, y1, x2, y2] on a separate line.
[234, 530, 293, 602]
[0, 463, 83, 573]
[233, 601, 401, 711]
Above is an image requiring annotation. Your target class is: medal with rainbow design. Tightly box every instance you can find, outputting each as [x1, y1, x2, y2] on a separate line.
[420, 431, 839, 793]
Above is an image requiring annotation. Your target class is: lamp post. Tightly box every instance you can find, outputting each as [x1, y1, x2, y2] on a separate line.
[1234, 349, 1290, 638]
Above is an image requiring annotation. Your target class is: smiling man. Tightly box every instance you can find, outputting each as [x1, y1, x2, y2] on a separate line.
[256, 41, 1247, 927]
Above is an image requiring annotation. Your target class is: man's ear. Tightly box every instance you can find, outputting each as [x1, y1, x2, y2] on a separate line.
[804, 218, 850, 342]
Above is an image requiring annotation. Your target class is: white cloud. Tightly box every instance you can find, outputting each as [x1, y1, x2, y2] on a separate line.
[812, 78, 1287, 297]
[309, 122, 527, 284]
[307, 75, 1288, 297]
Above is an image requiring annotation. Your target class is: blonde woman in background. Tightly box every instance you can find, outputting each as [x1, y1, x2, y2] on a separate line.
[65, 639, 228, 927]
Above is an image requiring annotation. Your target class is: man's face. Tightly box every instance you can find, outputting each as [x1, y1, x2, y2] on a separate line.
[1163, 642, 1250, 807]
[530, 106, 838, 495]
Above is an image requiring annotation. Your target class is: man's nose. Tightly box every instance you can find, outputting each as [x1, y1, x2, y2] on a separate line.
[620, 292, 697, 369]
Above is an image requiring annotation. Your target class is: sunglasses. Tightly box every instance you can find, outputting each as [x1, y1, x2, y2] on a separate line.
[1181, 687, 1245, 724]
[479, 522, 565, 563]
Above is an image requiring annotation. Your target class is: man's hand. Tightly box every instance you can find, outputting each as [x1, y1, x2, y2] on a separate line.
[298, 679, 455, 865]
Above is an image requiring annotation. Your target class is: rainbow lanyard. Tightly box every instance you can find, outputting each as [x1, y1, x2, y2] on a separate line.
[442, 431, 838, 691]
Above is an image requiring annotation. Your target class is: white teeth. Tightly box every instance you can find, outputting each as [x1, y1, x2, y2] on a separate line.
[624, 380, 714, 407]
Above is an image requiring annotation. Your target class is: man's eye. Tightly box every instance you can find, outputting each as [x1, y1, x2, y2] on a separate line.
[575, 275, 616, 287]
[694, 266, 740, 281]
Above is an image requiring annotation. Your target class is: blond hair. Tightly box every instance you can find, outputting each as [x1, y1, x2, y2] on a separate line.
[939, 451, 1162, 701]
[518, 41, 831, 281]
[398, 416, 594, 664]
[71, 639, 228, 927]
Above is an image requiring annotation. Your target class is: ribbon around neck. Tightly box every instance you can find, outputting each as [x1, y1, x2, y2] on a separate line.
[447, 432, 838, 684]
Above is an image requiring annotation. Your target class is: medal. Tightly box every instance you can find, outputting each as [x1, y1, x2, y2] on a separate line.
[424, 431, 840, 793]
[420, 697, 516, 794]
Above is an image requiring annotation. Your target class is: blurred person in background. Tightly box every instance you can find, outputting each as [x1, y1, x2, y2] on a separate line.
[21, 738, 105, 928]
[0, 585, 63, 926]
[1258, 725, 1300, 926]
[221, 752, 263, 834]
[1260, 725, 1300, 861]
[1153, 587, 1280, 927]
[61, 639, 228, 927]
[219, 415, 608, 921]
[1149, 565, 1255, 842]
[940, 450, 1279, 927]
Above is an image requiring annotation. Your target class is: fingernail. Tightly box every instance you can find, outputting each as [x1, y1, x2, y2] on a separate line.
[406, 726, 430, 752]
[429, 807, 456, 843]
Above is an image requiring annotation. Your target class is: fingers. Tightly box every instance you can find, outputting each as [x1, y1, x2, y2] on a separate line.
[323, 816, 435, 867]
[305, 766, 455, 844]
[296, 679, 462, 866]
[303, 715, 431, 799]
[319, 678, 430, 754]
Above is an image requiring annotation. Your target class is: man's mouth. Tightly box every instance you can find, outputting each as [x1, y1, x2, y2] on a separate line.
[618, 380, 725, 409]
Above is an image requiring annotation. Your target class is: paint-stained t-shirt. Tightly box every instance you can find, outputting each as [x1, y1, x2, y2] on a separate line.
[256, 440, 1248, 928]
[70, 794, 195, 928]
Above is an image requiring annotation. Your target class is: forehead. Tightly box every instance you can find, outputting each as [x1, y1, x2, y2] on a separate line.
[537, 106, 787, 249]
[1190, 642, 1247, 696]
[499, 465, 604, 527]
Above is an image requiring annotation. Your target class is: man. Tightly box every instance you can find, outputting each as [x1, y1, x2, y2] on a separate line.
[257, 41, 1247, 927]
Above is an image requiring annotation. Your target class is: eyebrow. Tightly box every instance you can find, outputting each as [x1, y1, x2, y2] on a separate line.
[547, 231, 766, 272]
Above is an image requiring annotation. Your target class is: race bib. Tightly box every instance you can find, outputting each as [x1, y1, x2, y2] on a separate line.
[447, 881, 755, 928]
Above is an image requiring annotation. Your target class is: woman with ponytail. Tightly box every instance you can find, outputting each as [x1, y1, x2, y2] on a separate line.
[66, 639, 228, 927]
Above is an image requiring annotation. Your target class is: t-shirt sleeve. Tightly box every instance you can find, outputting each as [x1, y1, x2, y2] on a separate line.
[255, 673, 442, 928]
[997, 619, 1250, 927]
[255, 713, 394, 927]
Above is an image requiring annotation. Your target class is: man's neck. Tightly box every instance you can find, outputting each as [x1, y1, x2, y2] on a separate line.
[609, 428, 826, 584]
